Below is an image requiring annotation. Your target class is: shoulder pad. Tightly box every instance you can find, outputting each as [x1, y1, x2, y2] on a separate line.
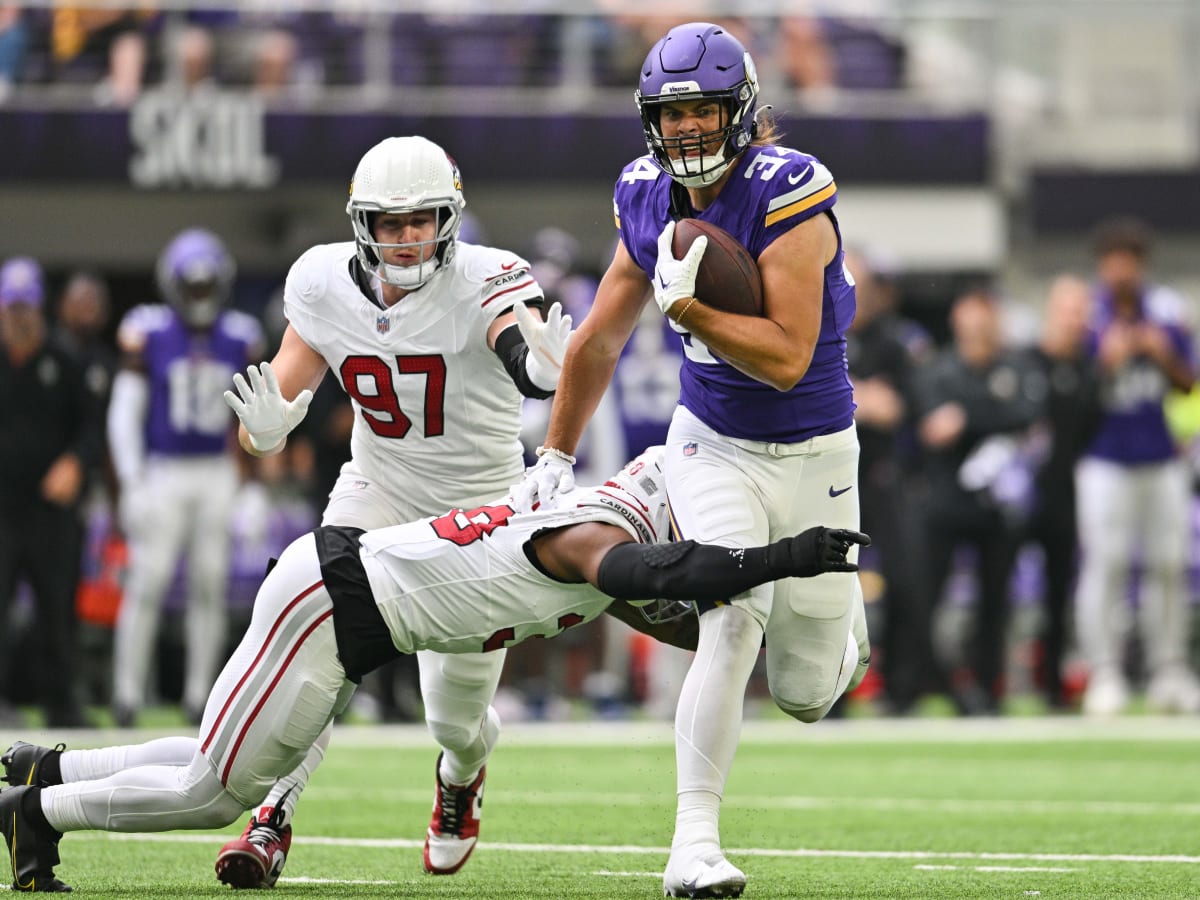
[286, 242, 351, 308]
[115, 304, 172, 354]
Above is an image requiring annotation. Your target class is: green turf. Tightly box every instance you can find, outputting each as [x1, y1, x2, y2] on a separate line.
[8, 719, 1200, 898]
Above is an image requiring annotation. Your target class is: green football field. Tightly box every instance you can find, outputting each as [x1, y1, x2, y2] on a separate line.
[5, 717, 1200, 899]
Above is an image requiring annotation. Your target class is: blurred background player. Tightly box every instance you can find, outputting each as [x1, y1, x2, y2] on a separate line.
[843, 245, 931, 715]
[912, 287, 1043, 715]
[1021, 274, 1102, 710]
[0, 256, 104, 728]
[517, 22, 867, 898]
[1074, 216, 1200, 715]
[106, 228, 263, 728]
[218, 135, 573, 888]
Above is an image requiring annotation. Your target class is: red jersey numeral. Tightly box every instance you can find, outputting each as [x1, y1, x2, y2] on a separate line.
[339, 354, 447, 438]
[482, 613, 587, 652]
[429, 504, 515, 546]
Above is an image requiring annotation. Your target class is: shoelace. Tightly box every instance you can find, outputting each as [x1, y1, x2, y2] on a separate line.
[435, 778, 474, 836]
[246, 789, 291, 848]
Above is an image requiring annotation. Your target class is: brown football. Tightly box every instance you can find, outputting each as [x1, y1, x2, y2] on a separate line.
[672, 218, 764, 317]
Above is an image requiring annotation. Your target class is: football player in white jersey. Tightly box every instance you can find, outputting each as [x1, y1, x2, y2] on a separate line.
[215, 135, 575, 886]
[0, 446, 869, 894]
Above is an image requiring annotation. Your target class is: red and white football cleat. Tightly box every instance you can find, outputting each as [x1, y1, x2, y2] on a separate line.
[423, 753, 485, 875]
[215, 805, 292, 889]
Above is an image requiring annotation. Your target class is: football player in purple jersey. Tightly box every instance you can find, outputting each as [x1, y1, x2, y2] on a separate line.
[106, 229, 264, 729]
[1073, 217, 1200, 716]
[515, 22, 867, 897]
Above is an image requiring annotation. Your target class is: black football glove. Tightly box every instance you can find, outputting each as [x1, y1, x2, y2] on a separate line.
[766, 526, 871, 578]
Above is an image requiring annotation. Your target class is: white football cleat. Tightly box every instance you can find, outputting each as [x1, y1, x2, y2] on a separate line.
[1081, 667, 1130, 717]
[423, 753, 486, 875]
[663, 845, 746, 898]
[1146, 666, 1200, 714]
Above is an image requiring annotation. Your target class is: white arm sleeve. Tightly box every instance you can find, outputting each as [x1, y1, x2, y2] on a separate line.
[107, 369, 149, 487]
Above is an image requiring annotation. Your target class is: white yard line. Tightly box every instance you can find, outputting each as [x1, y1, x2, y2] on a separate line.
[14, 715, 1200, 749]
[82, 832, 1200, 865]
[298, 785, 1200, 817]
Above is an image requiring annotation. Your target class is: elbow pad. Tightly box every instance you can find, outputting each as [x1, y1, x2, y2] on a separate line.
[494, 322, 555, 400]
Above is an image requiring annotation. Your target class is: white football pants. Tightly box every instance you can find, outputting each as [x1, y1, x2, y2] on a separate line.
[252, 459, 506, 821]
[113, 455, 238, 714]
[43, 533, 355, 833]
[1074, 456, 1193, 676]
[664, 410, 866, 852]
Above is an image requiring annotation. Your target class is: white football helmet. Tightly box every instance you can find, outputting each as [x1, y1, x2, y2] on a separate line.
[578, 445, 670, 546]
[346, 136, 465, 290]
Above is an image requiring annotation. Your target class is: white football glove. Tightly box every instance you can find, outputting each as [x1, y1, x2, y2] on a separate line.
[223, 361, 313, 454]
[652, 220, 707, 316]
[514, 301, 573, 391]
[511, 448, 576, 513]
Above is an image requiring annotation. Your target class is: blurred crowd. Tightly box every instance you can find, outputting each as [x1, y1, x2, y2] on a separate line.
[2, 211, 1199, 730]
[0, 7, 917, 106]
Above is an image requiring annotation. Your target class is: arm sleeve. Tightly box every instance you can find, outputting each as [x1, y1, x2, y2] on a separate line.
[107, 369, 149, 486]
[493, 322, 555, 400]
[596, 540, 785, 604]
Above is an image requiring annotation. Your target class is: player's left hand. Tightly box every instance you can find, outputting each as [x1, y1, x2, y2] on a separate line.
[653, 220, 707, 316]
[515, 301, 573, 390]
[511, 448, 576, 513]
[771, 526, 871, 578]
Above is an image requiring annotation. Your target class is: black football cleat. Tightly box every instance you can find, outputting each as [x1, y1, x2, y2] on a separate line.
[0, 786, 71, 892]
[2, 743, 65, 789]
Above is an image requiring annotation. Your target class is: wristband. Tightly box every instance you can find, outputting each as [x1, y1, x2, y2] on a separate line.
[535, 445, 577, 465]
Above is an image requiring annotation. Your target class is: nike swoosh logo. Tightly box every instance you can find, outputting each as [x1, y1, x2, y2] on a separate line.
[828, 485, 853, 498]
[500, 260, 519, 270]
[657, 272, 668, 290]
[788, 164, 813, 185]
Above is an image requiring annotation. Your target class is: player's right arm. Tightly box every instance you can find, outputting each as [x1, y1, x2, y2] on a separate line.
[230, 324, 328, 457]
[531, 520, 869, 605]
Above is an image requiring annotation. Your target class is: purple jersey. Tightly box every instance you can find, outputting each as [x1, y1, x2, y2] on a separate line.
[1085, 284, 1193, 465]
[117, 304, 262, 455]
[613, 146, 856, 443]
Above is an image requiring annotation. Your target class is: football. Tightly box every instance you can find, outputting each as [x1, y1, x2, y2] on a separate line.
[672, 218, 764, 317]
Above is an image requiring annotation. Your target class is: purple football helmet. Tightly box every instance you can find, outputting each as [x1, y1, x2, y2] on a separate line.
[636, 22, 760, 188]
[156, 228, 235, 328]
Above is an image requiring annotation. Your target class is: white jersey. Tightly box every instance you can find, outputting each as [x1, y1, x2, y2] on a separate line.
[284, 240, 544, 512]
[357, 447, 671, 655]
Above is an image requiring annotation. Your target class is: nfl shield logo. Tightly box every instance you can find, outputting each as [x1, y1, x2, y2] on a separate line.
[683, 441, 698, 457]
[376, 315, 390, 335]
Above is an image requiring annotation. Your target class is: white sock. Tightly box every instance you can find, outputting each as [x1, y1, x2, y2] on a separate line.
[672, 606, 763, 851]
[60, 737, 198, 784]
[441, 706, 501, 786]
